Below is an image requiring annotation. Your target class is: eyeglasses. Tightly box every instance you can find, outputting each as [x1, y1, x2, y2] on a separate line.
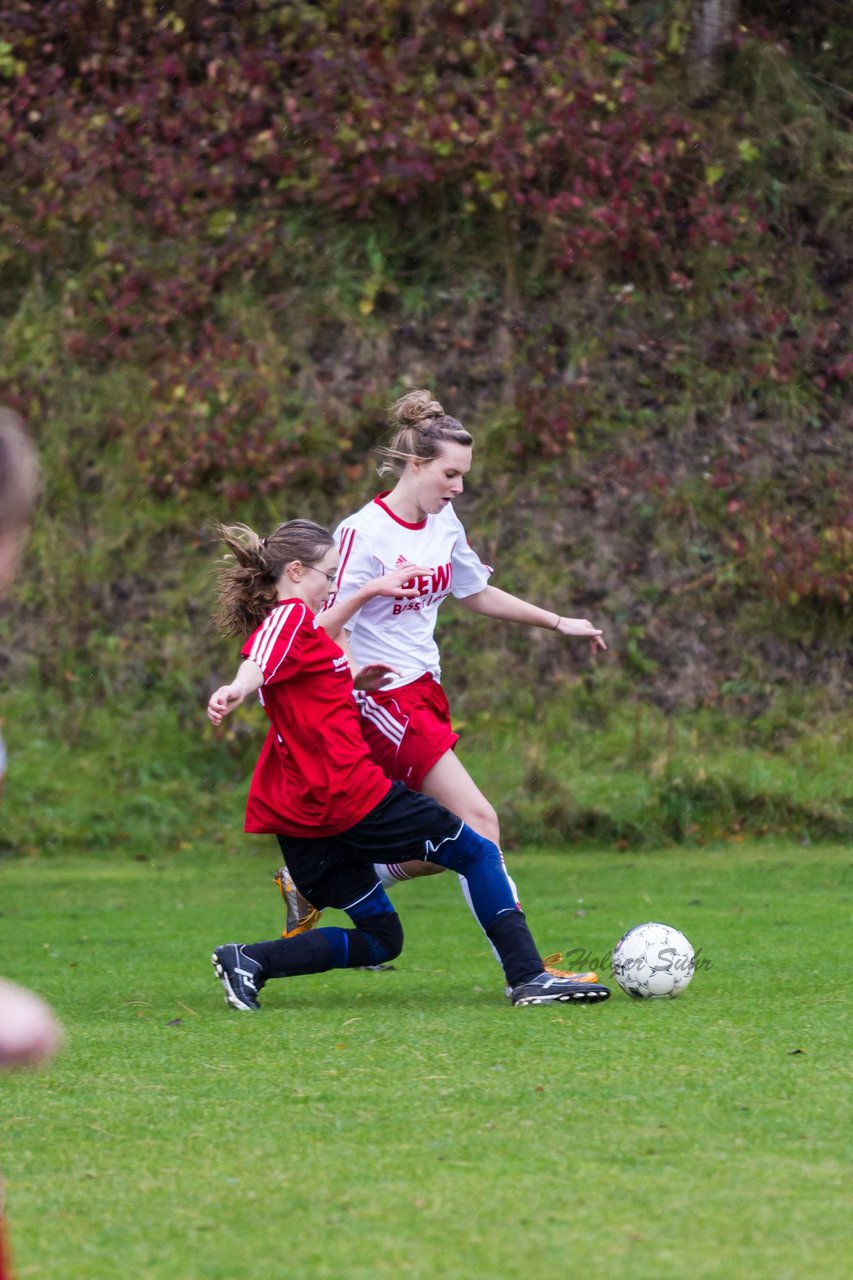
[306, 564, 337, 585]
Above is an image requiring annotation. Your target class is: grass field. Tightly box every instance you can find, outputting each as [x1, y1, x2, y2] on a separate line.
[1, 842, 850, 1280]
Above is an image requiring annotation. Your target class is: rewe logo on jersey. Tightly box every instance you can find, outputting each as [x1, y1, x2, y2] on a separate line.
[430, 562, 452, 593]
[393, 561, 452, 596]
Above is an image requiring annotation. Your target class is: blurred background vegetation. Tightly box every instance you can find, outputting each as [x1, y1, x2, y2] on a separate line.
[0, 0, 850, 853]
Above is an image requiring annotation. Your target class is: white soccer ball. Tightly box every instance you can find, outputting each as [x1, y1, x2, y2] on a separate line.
[611, 921, 695, 999]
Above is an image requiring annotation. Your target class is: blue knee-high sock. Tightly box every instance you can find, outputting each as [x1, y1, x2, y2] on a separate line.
[425, 823, 543, 985]
[425, 823, 518, 927]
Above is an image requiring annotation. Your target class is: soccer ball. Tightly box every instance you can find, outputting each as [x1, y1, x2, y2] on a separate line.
[611, 921, 695, 999]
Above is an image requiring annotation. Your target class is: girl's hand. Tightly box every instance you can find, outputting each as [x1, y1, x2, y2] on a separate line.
[353, 663, 400, 692]
[368, 564, 434, 600]
[554, 616, 608, 654]
[207, 684, 246, 725]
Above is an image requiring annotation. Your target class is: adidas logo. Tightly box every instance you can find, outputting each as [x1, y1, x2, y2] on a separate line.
[395, 555, 410, 568]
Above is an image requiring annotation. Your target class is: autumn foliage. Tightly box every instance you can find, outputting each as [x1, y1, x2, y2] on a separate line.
[0, 1, 850, 620]
[3, 0, 763, 347]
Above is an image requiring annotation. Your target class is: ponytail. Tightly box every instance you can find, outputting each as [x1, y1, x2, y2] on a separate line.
[213, 519, 334, 639]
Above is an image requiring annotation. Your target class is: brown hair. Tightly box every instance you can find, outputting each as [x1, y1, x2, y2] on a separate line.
[376, 389, 473, 478]
[213, 519, 334, 639]
[0, 407, 40, 536]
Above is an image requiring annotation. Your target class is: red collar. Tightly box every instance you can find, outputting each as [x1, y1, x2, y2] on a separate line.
[373, 491, 427, 530]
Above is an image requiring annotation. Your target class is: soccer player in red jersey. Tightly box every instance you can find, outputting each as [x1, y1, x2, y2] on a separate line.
[275, 391, 607, 987]
[207, 518, 611, 1010]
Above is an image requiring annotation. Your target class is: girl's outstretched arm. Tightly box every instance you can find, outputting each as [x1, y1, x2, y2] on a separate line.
[207, 659, 264, 725]
[319, 564, 431, 640]
[457, 585, 607, 654]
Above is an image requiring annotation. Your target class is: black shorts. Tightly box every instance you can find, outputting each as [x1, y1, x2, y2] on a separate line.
[277, 782, 462, 913]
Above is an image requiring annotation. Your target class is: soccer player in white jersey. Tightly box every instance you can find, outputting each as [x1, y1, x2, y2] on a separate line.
[275, 390, 607, 988]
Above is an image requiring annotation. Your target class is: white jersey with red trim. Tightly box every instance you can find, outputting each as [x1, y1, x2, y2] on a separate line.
[328, 494, 492, 688]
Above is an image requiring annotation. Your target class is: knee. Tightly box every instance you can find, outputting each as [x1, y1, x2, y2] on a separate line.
[434, 824, 503, 877]
[363, 911, 404, 965]
[467, 801, 500, 847]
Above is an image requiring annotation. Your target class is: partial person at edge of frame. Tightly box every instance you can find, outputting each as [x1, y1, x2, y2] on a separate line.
[0, 408, 65, 1280]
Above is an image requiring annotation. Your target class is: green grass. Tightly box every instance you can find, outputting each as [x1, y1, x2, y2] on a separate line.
[461, 701, 853, 846]
[2, 687, 851, 859]
[1, 842, 850, 1279]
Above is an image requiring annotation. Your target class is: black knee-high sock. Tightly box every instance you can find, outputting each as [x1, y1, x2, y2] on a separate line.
[243, 932, 337, 978]
[242, 915, 402, 978]
[484, 910, 543, 988]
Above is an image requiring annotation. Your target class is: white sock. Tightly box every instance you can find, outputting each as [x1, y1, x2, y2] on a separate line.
[373, 863, 411, 887]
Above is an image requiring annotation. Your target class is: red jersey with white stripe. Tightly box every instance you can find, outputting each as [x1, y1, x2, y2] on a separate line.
[240, 599, 391, 837]
[329, 495, 492, 689]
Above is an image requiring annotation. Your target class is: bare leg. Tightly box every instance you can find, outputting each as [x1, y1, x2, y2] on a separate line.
[387, 748, 500, 879]
[366, 751, 596, 984]
[372, 750, 519, 968]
